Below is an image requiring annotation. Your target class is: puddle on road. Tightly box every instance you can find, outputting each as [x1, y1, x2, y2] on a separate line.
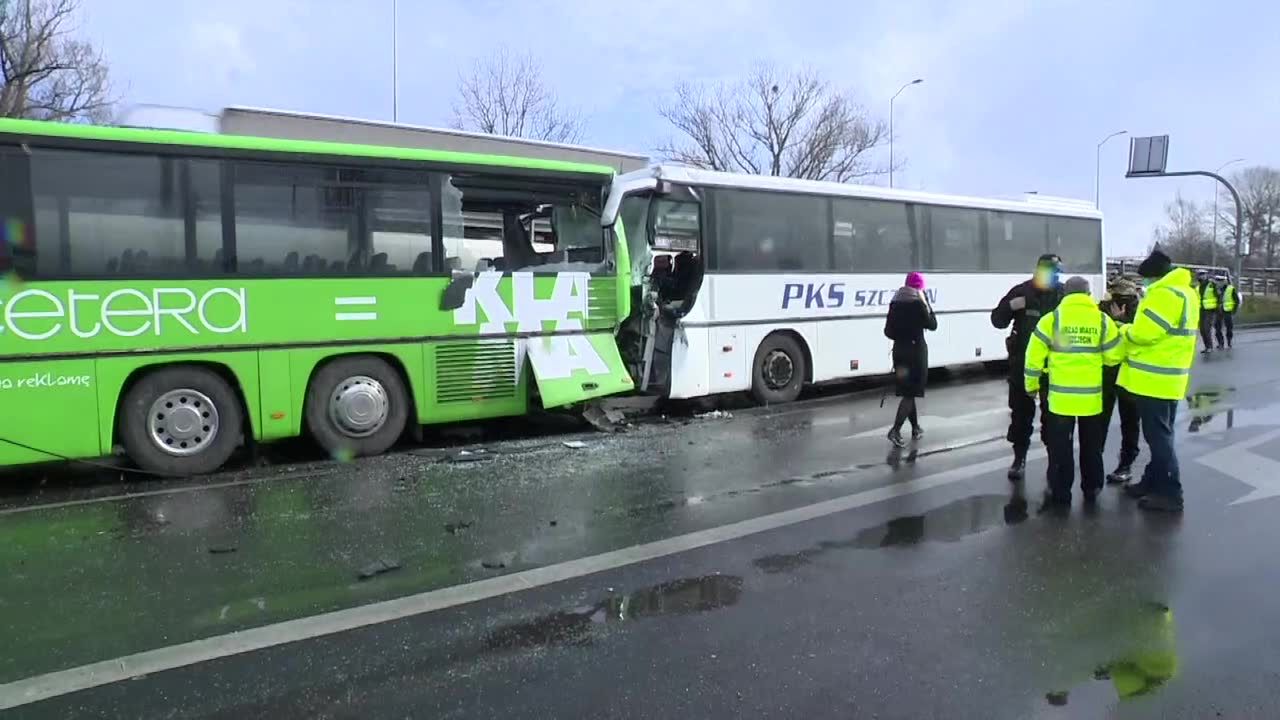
[1187, 386, 1237, 433]
[485, 574, 743, 651]
[1040, 602, 1178, 714]
[753, 493, 1028, 573]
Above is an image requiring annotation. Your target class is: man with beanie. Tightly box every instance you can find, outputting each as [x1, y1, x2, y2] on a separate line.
[1119, 249, 1199, 513]
[1024, 276, 1124, 510]
[992, 253, 1065, 481]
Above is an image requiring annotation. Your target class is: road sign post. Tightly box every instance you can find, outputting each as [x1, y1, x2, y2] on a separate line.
[1125, 135, 1245, 280]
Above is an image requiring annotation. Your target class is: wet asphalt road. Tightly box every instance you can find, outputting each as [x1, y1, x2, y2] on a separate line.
[3, 330, 1280, 718]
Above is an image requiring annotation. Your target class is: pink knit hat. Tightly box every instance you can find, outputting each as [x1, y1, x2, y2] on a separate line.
[905, 272, 926, 290]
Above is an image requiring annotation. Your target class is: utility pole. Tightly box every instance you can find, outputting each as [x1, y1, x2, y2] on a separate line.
[392, 0, 399, 122]
[1094, 130, 1127, 208]
[889, 79, 922, 189]
[1210, 159, 1245, 271]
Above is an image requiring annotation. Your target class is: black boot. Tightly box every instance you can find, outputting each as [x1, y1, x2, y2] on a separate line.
[1106, 464, 1132, 485]
[1008, 453, 1026, 482]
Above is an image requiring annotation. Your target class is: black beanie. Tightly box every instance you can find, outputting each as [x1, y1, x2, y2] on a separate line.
[1137, 249, 1173, 279]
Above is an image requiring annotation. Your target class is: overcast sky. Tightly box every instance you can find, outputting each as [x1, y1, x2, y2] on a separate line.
[80, 0, 1280, 258]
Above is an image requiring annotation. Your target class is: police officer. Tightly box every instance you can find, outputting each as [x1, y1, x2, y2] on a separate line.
[1120, 250, 1199, 513]
[992, 254, 1064, 481]
[1196, 270, 1219, 353]
[1100, 277, 1142, 484]
[1217, 275, 1241, 349]
[1024, 276, 1124, 509]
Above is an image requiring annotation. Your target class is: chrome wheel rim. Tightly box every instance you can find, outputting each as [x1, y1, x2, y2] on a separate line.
[148, 389, 219, 457]
[328, 375, 389, 438]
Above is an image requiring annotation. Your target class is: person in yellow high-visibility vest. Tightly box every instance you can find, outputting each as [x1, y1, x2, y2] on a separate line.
[1025, 276, 1124, 510]
[1196, 270, 1219, 353]
[1217, 275, 1241, 349]
[1121, 250, 1200, 513]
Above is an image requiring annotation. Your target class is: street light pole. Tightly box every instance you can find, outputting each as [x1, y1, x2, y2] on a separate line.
[1094, 130, 1127, 208]
[889, 78, 923, 189]
[1211, 158, 1245, 271]
[392, 0, 399, 122]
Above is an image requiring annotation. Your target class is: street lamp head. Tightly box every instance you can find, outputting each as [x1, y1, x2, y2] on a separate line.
[911, 78, 924, 85]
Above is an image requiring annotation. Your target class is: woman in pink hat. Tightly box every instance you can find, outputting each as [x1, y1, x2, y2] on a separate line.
[883, 271, 937, 447]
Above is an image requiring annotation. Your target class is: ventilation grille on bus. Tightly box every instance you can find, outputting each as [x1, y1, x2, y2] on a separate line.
[434, 340, 518, 404]
[586, 277, 617, 330]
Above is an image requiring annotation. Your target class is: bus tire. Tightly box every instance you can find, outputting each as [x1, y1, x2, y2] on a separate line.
[750, 333, 806, 405]
[118, 366, 244, 477]
[305, 356, 409, 460]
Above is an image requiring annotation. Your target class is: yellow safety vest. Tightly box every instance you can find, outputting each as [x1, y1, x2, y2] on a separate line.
[1223, 284, 1238, 312]
[1200, 282, 1219, 310]
[1024, 293, 1123, 416]
[1118, 268, 1200, 400]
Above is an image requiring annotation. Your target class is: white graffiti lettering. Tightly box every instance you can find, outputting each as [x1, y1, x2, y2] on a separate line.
[454, 272, 607, 378]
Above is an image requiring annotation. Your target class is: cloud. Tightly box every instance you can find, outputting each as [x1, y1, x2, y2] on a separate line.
[186, 19, 255, 93]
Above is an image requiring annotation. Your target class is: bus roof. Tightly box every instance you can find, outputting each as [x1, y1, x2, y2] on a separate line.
[622, 165, 1103, 220]
[0, 117, 618, 177]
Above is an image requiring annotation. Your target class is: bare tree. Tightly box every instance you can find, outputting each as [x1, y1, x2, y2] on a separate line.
[1151, 192, 1218, 265]
[656, 64, 890, 183]
[0, 0, 113, 122]
[1213, 166, 1280, 268]
[451, 48, 583, 143]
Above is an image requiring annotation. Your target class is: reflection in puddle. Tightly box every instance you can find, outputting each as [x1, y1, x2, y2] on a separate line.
[1044, 602, 1178, 711]
[485, 574, 743, 651]
[1187, 386, 1236, 432]
[753, 493, 1028, 573]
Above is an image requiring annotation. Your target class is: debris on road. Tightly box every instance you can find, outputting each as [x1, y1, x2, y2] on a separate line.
[481, 559, 507, 570]
[356, 558, 403, 580]
[207, 545, 238, 555]
[562, 440, 587, 449]
[695, 410, 733, 420]
[444, 521, 474, 535]
[582, 401, 629, 432]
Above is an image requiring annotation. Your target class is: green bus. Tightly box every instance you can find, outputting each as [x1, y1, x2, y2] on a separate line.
[0, 119, 635, 475]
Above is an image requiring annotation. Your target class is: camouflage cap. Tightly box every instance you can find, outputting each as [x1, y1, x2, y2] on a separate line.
[1108, 277, 1140, 297]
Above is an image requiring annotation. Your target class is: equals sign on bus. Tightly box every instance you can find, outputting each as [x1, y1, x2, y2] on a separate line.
[334, 296, 378, 321]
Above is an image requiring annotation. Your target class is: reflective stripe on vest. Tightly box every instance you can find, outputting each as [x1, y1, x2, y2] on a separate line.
[1201, 283, 1219, 310]
[1043, 301, 1108, 415]
[1119, 278, 1198, 400]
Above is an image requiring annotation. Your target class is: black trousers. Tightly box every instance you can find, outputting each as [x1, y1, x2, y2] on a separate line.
[1101, 371, 1140, 468]
[1007, 373, 1048, 455]
[1200, 310, 1219, 350]
[1044, 411, 1106, 500]
[1217, 312, 1234, 347]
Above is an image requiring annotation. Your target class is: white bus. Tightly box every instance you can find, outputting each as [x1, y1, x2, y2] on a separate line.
[604, 166, 1105, 403]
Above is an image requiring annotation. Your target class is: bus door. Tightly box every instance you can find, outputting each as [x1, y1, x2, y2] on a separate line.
[615, 183, 705, 395]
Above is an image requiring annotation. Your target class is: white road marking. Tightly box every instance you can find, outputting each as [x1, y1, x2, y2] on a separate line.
[0, 447, 1040, 710]
[843, 407, 1006, 439]
[334, 312, 378, 322]
[1195, 426, 1280, 505]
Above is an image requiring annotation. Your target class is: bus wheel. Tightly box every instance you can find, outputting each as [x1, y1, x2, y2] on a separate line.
[305, 356, 409, 460]
[119, 366, 244, 476]
[750, 334, 806, 405]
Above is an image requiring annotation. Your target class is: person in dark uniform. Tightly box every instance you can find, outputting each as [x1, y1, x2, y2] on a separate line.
[991, 254, 1064, 480]
[884, 271, 937, 447]
[1100, 277, 1142, 484]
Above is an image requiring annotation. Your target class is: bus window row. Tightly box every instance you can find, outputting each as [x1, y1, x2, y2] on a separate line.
[704, 187, 1103, 275]
[0, 145, 607, 278]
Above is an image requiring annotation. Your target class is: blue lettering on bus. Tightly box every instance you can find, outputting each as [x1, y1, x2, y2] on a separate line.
[782, 283, 938, 309]
[783, 282, 848, 309]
